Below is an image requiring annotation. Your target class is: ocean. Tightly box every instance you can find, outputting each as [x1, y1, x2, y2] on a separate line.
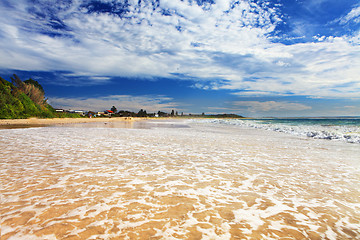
[1, 119, 359, 239]
[199, 118, 360, 144]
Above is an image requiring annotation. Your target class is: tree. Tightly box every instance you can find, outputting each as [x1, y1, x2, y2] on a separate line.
[111, 106, 117, 113]
[137, 109, 147, 117]
[157, 111, 168, 117]
[10, 74, 25, 90]
[1, 75, 56, 119]
[23, 84, 45, 106]
[11, 74, 45, 106]
[24, 78, 44, 93]
[171, 109, 175, 116]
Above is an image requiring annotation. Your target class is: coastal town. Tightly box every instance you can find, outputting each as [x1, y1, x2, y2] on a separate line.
[54, 108, 243, 119]
[1, 74, 243, 120]
[54, 108, 176, 118]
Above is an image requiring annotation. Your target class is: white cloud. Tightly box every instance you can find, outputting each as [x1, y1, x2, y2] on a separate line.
[219, 38, 360, 98]
[232, 101, 312, 112]
[0, 0, 279, 75]
[48, 94, 179, 112]
[338, 5, 360, 24]
[324, 105, 360, 116]
[0, 0, 359, 99]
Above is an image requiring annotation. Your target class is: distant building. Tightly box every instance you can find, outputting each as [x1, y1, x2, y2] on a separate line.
[74, 110, 84, 114]
[68, 110, 85, 116]
[104, 110, 114, 116]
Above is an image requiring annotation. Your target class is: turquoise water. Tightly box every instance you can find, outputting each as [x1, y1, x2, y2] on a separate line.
[201, 118, 360, 144]
[251, 118, 360, 127]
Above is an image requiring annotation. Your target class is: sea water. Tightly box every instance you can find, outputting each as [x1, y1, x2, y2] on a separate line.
[199, 118, 360, 144]
[1, 120, 359, 239]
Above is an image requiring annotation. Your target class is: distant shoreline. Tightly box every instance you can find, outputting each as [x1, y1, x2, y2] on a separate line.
[0, 116, 249, 129]
[0, 117, 140, 129]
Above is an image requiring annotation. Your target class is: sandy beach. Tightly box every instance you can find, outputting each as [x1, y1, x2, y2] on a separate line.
[1, 119, 359, 239]
[0, 117, 139, 129]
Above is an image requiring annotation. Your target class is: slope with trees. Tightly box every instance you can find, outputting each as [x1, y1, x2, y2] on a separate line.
[0, 74, 81, 119]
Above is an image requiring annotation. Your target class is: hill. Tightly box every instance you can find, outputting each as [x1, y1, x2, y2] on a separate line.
[0, 74, 80, 119]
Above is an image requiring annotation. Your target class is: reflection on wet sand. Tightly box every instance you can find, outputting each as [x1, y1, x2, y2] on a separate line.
[57, 119, 190, 129]
[0, 124, 47, 129]
[1, 121, 359, 239]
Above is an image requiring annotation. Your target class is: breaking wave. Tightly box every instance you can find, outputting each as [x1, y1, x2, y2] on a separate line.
[200, 118, 360, 144]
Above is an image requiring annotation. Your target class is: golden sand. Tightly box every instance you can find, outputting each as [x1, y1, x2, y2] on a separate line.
[0, 117, 138, 128]
[1, 121, 359, 239]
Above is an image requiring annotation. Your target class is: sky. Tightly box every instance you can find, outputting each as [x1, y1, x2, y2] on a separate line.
[0, 0, 359, 117]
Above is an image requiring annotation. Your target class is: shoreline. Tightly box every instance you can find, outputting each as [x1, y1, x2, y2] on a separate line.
[0, 117, 226, 128]
[0, 116, 249, 127]
[1, 119, 359, 239]
[0, 117, 139, 128]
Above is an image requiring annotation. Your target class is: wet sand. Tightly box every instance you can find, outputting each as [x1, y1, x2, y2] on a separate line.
[0, 117, 139, 129]
[0, 117, 191, 130]
[1, 120, 359, 239]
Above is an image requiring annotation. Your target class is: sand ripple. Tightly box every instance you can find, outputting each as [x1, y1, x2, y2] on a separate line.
[1, 122, 360, 239]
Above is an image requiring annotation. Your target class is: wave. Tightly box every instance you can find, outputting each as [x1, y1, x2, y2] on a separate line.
[194, 119, 360, 144]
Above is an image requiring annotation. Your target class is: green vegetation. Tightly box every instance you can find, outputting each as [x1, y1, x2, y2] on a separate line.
[109, 106, 244, 119]
[0, 74, 82, 119]
[0, 74, 245, 120]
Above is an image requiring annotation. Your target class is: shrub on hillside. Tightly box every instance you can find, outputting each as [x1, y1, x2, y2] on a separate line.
[0, 75, 54, 119]
[1, 74, 84, 119]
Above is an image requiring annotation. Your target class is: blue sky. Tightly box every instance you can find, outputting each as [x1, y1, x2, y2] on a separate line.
[0, 0, 359, 117]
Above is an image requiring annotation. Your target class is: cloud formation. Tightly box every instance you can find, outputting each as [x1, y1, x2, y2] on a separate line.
[0, 0, 359, 101]
[48, 94, 179, 112]
[232, 101, 312, 113]
[338, 5, 360, 24]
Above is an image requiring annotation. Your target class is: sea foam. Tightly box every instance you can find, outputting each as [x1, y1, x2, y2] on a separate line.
[1, 122, 359, 239]
[196, 119, 360, 143]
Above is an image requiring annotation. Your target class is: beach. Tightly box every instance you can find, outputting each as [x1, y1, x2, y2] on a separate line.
[0, 117, 140, 129]
[1, 119, 359, 239]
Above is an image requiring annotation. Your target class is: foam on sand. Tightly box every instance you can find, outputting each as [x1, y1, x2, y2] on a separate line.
[1, 120, 359, 239]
